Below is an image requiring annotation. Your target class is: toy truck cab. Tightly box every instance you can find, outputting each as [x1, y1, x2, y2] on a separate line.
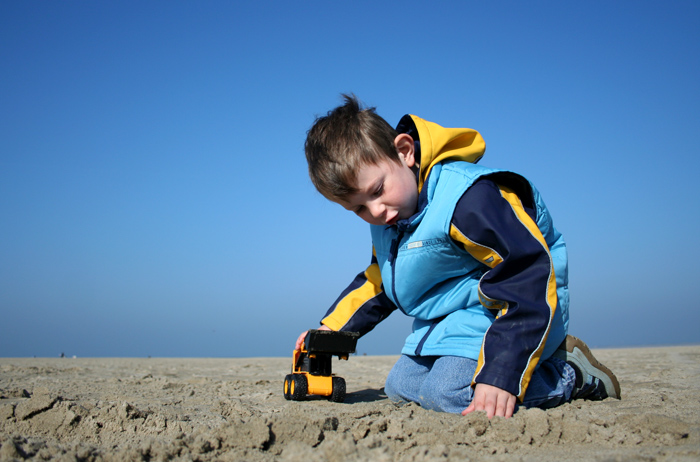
[283, 329, 359, 403]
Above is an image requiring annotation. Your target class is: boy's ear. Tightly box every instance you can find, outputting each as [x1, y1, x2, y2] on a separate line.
[394, 133, 416, 167]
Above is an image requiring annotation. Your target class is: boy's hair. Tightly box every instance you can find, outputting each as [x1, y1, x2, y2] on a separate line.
[305, 94, 400, 201]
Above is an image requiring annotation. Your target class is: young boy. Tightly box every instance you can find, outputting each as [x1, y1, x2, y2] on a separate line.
[296, 95, 620, 418]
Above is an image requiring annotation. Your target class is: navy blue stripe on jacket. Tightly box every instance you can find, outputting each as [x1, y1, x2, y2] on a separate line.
[450, 176, 557, 398]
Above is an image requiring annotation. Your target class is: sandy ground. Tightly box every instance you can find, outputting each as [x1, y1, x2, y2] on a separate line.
[1, 345, 699, 461]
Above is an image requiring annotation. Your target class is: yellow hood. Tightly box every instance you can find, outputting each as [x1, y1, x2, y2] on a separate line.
[409, 115, 486, 192]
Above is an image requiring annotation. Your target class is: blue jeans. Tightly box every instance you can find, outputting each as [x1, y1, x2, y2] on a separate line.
[384, 354, 576, 414]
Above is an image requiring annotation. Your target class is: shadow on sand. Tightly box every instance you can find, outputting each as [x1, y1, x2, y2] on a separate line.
[286, 388, 387, 404]
[344, 388, 387, 404]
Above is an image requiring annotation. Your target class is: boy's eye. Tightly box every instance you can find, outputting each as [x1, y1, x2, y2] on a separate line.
[373, 184, 384, 197]
[354, 205, 365, 215]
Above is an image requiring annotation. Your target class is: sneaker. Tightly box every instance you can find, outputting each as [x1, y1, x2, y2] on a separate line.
[554, 335, 621, 400]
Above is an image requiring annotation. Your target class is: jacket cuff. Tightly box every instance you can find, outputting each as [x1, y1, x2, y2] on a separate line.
[320, 316, 344, 331]
[473, 364, 528, 401]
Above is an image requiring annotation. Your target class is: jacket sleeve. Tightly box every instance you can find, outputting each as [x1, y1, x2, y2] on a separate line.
[321, 247, 397, 336]
[449, 176, 558, 401]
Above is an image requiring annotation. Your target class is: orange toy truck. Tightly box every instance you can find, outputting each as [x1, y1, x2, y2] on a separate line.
[283, 329, 359, 403]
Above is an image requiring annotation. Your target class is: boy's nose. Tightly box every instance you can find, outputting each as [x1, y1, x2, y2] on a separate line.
[369, 202, 385, 219]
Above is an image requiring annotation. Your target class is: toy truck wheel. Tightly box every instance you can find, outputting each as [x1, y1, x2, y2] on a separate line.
[331, 377, 346, 403]
[283, 374, 293, 400]
[291, 374, 308, 400]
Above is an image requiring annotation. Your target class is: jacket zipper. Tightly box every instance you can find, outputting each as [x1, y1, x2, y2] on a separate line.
[415, 315, 447, 356]
[389, 226, 438, 356]
[387, 230, 405, 313]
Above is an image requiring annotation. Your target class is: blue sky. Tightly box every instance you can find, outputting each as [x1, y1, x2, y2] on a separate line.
[1, 1, 698, 358]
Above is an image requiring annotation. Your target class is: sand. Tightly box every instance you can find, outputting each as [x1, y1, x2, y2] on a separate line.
[1, 345, 699, 461]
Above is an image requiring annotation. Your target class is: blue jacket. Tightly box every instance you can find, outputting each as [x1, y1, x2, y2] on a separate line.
[372, 161, 568, 398]
[321, 115, 569, 399]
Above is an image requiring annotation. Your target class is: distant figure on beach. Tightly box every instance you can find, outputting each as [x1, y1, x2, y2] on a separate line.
[295, 95, 620, 418]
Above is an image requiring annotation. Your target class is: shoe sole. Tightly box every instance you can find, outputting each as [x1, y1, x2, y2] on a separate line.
[556, 335, 621, 399]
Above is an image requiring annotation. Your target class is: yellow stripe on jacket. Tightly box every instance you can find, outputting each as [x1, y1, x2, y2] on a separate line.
[321, 259, 384, 331]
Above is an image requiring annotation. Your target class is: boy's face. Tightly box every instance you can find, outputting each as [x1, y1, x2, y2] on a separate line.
[336, 146, 418, 226]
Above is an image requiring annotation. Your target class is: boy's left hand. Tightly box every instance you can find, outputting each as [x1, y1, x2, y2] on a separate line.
[462, 383, 516, 419]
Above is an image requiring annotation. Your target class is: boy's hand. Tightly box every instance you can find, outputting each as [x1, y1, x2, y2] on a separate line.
[294, 325, 331, 350]
[462, 383, 516, 419]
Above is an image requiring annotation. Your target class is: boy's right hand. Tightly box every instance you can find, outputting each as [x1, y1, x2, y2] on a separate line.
[462, 383, 516, 419]
[295, 325, 332, 350]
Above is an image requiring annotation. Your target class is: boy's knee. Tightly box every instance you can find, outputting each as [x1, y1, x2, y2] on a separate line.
[384, 355, 429, 403]
[384, 371, 408, 403]
[419, 380, 472, 414]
